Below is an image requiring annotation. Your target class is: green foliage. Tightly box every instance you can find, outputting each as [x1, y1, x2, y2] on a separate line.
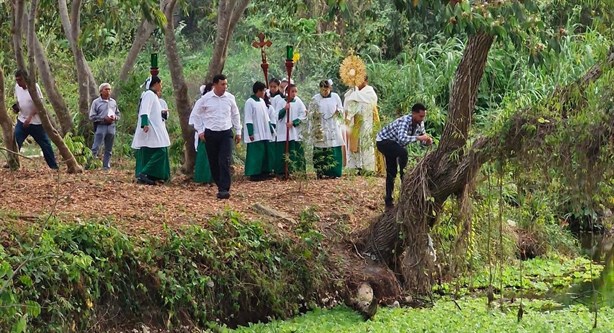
[63, 132, 100, 169]
[434, 255, 602, 297]
[232, 297, 614, 333]
[0, 221, 142, 332]
[0, 211, 332, 331]
[149, 210, 331, 326]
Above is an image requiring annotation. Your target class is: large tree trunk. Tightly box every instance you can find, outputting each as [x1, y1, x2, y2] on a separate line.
[11, 0, 26, 71]
[357, 42, 614, 298]
[112, 18, 156, 100]
[0, 67, 20, 170]
[58, 0, 98, 140]
[31, 31, 73, 135]
[204, 0, 250, 83]
[162, 0, 196, 174]
[356, 32, 495, 295]
[26, 0, 82, 173]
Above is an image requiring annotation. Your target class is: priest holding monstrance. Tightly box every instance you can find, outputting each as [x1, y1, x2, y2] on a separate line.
[341, 55, 385, 175]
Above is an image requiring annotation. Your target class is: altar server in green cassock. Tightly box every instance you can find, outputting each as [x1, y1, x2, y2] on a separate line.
[272, 84, 307, 175]
[189, 83, 214, 184]
[309, 80, 345, 178]
[132, 76, 171, 185]
[243, 81, 275, 181]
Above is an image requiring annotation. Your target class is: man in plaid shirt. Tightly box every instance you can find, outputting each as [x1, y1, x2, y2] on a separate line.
[376, 103, 433, 207]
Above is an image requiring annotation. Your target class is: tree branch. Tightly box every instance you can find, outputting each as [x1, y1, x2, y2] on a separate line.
[113, 18, 156, 99]
[0, 67, 20, 169]
[12, 0, 26, 70]
[27, 0, 82, 173]
[31, 28, 72, 135]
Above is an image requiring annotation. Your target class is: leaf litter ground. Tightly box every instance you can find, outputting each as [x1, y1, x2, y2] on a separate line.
[0, 158, 385, 237]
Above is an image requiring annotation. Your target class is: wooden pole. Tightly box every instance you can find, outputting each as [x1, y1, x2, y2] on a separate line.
[284, 45, 294, 179]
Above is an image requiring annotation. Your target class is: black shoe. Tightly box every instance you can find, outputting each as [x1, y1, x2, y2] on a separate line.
[137, 173, 155, 185]
[217, 191, 230, 199]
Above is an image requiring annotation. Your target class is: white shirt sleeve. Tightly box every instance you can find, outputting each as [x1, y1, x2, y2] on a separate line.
[244, 100, 254, 126]
[139, 91, 154, 118]
[335, 93, 343, 113]
[189, 98, 205, 134]
[296, 98, 307, 122]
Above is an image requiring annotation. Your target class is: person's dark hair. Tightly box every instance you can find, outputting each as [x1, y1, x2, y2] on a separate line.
[319, 80, 331, 88]
[15, 69, 27, 78]
[269, 78, 281, 85]
[411, 103, 427, 113]
[213, 74, 227, 84]
[287, 84, 297, 91]
[253, 81, 266, 94]
[149, 76, 161, 89]
[203, 83, 213, 95]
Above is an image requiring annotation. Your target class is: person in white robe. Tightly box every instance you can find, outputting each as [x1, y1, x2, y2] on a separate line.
[308, 80, 344, 178]
[343, 76, 385, 175]
[132, 76, 171, 185]
[271, 84, 306, 175]
[189, 83, 213, 184]
[243, 81, 275, 180]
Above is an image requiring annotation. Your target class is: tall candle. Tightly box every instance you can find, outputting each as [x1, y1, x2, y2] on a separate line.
[286, 46, 294, 61]
[151, 53, 158, 68]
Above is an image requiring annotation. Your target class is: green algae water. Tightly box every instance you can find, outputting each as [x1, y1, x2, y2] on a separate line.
[231, 254, 614, 333]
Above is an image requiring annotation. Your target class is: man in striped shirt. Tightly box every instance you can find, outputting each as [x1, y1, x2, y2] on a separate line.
[376, 103, 433, 207]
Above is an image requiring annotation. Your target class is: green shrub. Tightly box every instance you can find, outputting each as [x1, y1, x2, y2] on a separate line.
[0, 211, 333, 332]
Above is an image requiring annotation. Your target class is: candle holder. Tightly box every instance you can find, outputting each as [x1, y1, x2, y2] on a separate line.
[150, 53, 159, 76]
[283, 46, 295, 180]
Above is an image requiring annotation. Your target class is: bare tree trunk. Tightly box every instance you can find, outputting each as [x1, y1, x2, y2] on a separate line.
[0, 67, 20, 170]
[357, 33, 494, 295]
[58, 0, 97, 140]
[31, 31, 73, 135]
[162, 0, 196, 174]
[26, 0, 82, 173]
[112, 18, 156, 100]
[204, 0, 250, 83]
[12, 0, 26, 71]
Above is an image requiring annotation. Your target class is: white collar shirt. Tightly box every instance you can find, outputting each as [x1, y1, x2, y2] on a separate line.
[195, 91, 242, 133]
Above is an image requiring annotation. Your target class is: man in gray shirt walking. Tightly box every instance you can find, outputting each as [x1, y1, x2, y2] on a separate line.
[89, 83, 120, 170]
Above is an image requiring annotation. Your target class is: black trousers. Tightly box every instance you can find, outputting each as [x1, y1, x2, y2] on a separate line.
[376, 140, 408, 202]
[204, 129, 233, 193]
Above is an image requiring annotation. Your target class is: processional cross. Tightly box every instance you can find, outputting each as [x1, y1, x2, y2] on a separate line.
[252, 32, 273, 87]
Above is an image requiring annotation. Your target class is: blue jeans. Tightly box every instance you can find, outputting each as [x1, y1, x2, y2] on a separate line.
[14, 120, 58, 169]
[91, 123, 116, 169]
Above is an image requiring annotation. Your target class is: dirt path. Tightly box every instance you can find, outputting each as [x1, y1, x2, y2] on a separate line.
[0, 162, 385, 236]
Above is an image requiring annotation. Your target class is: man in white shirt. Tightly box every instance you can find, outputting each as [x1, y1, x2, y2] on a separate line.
[13, 69, 58, 169]
[89, 83, 120, 170]
[193, 74, 242, 199]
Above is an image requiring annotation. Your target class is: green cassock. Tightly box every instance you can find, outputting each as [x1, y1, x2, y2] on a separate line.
[193, 140, 213, 183]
